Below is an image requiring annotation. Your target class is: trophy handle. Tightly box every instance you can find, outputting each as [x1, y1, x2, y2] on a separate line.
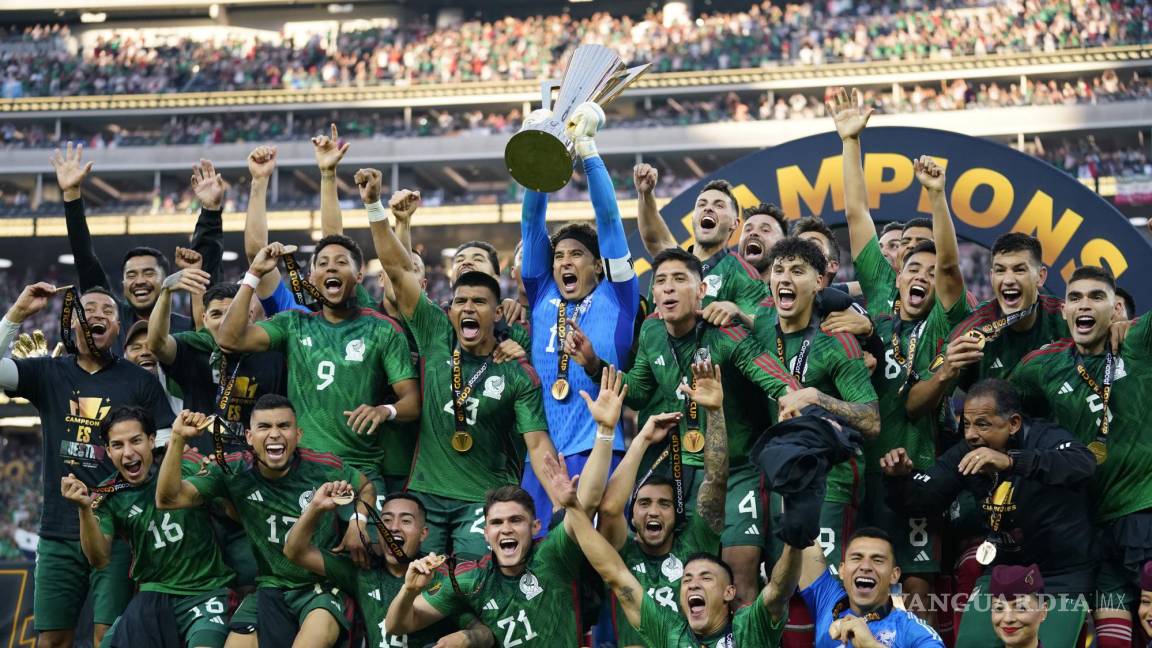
[596, 63, 652, 106]
[539, 79, 562, 112]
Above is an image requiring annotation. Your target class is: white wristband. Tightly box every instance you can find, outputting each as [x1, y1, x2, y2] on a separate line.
[383, 404, 397, 421]
[241, 272, 260, 290]
[596, 430, 615, 442]
[350, 512, 368, 522]
[365, 200, 387, 223]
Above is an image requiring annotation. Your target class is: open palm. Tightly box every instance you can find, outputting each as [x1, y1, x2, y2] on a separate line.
[826, 88, 873, 140]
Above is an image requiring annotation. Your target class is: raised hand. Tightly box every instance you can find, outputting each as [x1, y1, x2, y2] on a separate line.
[579, 365, 629, 430]
[500, 299, 528, 326]
[914, 155, 946, 192]
[826, 87, 873, 141]
[191, 159, 226, 210]
[699, 301, 741, 327]
[173, 410, 213, 441]
[879, 448, 914, 477]
[343, 404, 388, 435]
[174, 246, 203, 271]
[540, 452, 579, 509]
[250, 242, 298, 278]
[162, 268, 211, 295]
[389, 189, 421, 222]
[633, 163, 659, 195]
[248, 145, 278, 180]
[403, 553, 447, 593]
[562, 322, 598, 369]
[677, 361, 724, 411]
[8, 282, 60, 323]
[61, 473, 93, 508]
[937, 335, 984, 382]
[958, 446, 1012, 476]
[820, 308, 873, 336]
[354, 168, 384, 205]
[312, 123, 349, 172]
[637, 412, 682, 446]
[50, 142, 94, 200]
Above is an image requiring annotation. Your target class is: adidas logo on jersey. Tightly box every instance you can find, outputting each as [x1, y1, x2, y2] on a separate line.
[300, 337, 313, 347]
[990, 358, 1004, 369]
[127, 505, 143, 518]
[209, 616, 226, 626]
[914, 550, 931, 562]
[369, 589, 381, 601]
[247, 490, 265, 502]
[1059, 382, 1074, 395]
[484, 599, 499, 611]
[654, 356, 666, 367]
[744, 525, 760, 536]
[632, 563, 647, 574]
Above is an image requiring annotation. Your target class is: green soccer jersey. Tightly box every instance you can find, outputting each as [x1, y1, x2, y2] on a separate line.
[865, 295, 970, 473]
[323, 551, 463, 647]
[424, 524, 584, 647]
[404, 295, 549, 502]
[623, 317, 797, 468]
[1009, 316, 1152, 522]
[257, 308, 416, 470]
[95, 457, 233, 595]
[614, 516, 721, 646]
[752, 315, 878, 504]
[646, 249, 767, 316]
[187, 449, 363, 589]
[942, 296, 1069, 389]
[634, 591, 785, 648]
[854, 235, 899, 313]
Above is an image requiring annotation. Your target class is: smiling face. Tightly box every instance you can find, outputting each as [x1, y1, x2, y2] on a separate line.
[124, 332, 157, 375]
[693, 189, 737, 251]
[632, 482, 677, 552]
[311, 244, 363, 305]
[838, 536, 900, 611]
[245, 406, 301, 472]
[679, 557, 736, 634]
[453, 246, 497, 280]
[739, 213, 784, 272]
[448, 284, 499, 352]
[652, 260, 706, 327]
[896, 250, 937, 320]
[879, 229, 903, 270]
[76, 292, 120, 353]
[105, 419, 154, 485]
[1064, 278, 1115, 353]
[483, 500, 540, 571]
[991, 251, 1046, 315]
[962, 394, 1020, 452]
[769, 255, 820, 324]
[552, 238, 601, 301]
[379, 497, 428, 565]
[122, 255, 164, 310]
[991, 595, 1046, 647]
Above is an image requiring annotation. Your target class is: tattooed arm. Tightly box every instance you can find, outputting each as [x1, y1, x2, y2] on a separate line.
[682, 361, 729, 536]
[779, 387, 881, 439]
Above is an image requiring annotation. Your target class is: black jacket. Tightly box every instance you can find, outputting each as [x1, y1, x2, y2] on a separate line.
[886, 419, 1096, 576]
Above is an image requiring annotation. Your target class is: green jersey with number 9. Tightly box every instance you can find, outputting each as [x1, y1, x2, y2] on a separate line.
[257, 308, 416, 470]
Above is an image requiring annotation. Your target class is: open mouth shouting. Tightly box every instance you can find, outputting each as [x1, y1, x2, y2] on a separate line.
[776, 286, 797, 310]
[265, 442, 287, 463]
[560, 272, 579, 294]
[698, 212, 718, 236]
[1074, 314, 1096, 335]
[852, 575, 878, 597]
[743, 238, 764, 260]
[907, 283, 928, 309]
[999, 286, 1024, 311]
[322, 276, 344, 299]
[497, 536, 519, 559]
[460, 317, 481, 342]
[641, 518, 665, 542]
[129, 285, 154, 303]
[685, 592, 707, 619]
[121, 457, 144, 481]
[659, 296, 681, 315]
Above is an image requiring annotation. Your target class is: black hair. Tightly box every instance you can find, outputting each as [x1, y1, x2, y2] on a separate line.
[683, 552, 735, 584]
[966, 378, 1024, 419]
[452, 270, 502, 302]
[743, 202, 786, 233]
[123, 247, 171, 275]
[790, 217, 841, 268]
[636, 474, 676, 495]
[1068, 265, 1116, 291]
[700, 179, 740, 215]
[313, 234, 365, 270]
[484, 485, 536, 519]
[880, 221, 904, 236]
[1115, 286, 1136, 319]
[455, 240, 501, 275]
[991, 232, 1043, 267]
[81, 286, 118, 302]
[844, 526, 895, 559]
[549, 222, 600, 259]
[251, 394, 296, 422]
[203, 282, 241, 308]
[98, 405, 156, 445]
[902, 240, 937, 268]
[900, 218, 933, 234]
[651, 247, 703, 280]
[766, 237, 828, 279]
[381, 492, 428, 520]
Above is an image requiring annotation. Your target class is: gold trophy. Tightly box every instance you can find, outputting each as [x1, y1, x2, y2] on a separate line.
[505, 44, 650, 192]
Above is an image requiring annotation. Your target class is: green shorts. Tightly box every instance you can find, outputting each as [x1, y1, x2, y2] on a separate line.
[229, 592, 257, 634]
[858, 473, 940, 574]
[685, 464, 765, 548]
[170, 589, 231, 648]
[262, 585, 350, 641]
[767, 493, 858, 567]
[212, 516, 256, 589]
[410, 491, 487, 560]
[955, 574, 1088, 648]
[34, 536, 134, 631]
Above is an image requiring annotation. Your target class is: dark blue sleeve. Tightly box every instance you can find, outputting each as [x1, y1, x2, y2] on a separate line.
[520, 189, 552, 304]
[259, 280, 305, 317]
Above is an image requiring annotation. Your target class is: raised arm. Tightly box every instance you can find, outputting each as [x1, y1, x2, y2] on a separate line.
[244, 145, 285, 299]
[828, 88, 877, 261]
[357, 169, 421, 318]
[576, 112, 635, 286]
[905, 335, 982, 420]
[216, 244, 291, 353]
[880, 445, 966, 517]
[61, 474, 111, 569]
[0, 283, 60, 390]
[1010, 425, 1096, 486]
[314, 124, 350, 237]
[52, 143, 110, 292]
[188, 159, 225, 284]
[576, 365, 630, 517]
[916, 156, 963, 310]
[597, 411, 680, 549]
[760, 544, 803, 622]
[155, 411, 213, 509]
[633, 162, 677, 256]
[679, 361, 728, 537]
[148, 265, 211, 364]
[385, 554, 451, 635]
[283, 481, 351, 576]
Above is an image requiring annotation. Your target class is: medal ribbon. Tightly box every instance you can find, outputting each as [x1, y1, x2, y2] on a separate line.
[554, 293, 594, 395]
[666, 322, 708, 432]
[281, 251, 357, 311]
[774, 318, 819, 381]
[1072, 346, 1114, 451]
[353, 498, 412, 566]
[451, 348, 491, 433]
[90, 478, 134, 509]
[210, 353, 246, 473]
[669, 427, 685, 516]
[888, 303, 929, 397]
[830, 596, 891, 622]
[928, 302, 1040, 372]
[59, 287, 111, 362]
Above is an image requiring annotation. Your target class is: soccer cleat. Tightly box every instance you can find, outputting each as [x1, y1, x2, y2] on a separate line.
[566, 101, 606, 159]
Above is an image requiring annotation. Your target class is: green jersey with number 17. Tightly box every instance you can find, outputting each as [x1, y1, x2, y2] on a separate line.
[257, 308, 415, 470]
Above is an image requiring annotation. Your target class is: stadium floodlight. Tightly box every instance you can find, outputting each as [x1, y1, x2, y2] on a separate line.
[221, 251, 239, 262]
[58, 254, 75, 265]
[0, 259, 11, 269]
[79, 12, 107, 22]
[327, 3, 354, 13]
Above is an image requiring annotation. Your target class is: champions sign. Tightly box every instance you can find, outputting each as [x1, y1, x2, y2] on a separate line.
[631, 126, 1150, 305]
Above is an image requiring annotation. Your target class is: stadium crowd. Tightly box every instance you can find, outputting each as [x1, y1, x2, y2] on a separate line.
[1, 0, 1149, 98]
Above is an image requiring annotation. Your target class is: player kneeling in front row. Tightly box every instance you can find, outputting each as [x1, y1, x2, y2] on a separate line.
[63, 406, 234, 648]
[157, 395, 375, 647]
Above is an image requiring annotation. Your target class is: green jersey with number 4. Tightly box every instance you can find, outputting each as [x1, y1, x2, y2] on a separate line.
[635, 592, 785, 648]
[257, 308, 416, 470]
[404, 295, 549, 502]
[424, 524, 584, 647]
[187, 449, 363, 589]
[96, 454, 233, 594]
[614, 516, 721, 646]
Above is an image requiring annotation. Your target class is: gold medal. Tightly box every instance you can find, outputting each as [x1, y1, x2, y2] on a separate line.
[196, 415, 217, 430]
[966, 329, 987, 350]
[976, 540, 998, 565]
[683, 430, 705, 453]
[331, 492, 355, 506]
[451, 431, 474, 453]
[1087, 441, 1108, 464]
[551, 378, 570, 401]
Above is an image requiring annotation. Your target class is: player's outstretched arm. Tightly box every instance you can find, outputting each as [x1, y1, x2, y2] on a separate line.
[187, 159, 225, 284]
[633, 162, 677, 256]
[61, 473, 112, 569]
[245, 145, 285, 299]
[906, 335, 982, 420]
[284, 481, 352, 576]
[53, 142, 111, 293]
[778, 386, 881, 439]
[679, 361, 729, 536]
[541, 453, 646, 629]
[598, 410, 680, 549]
[0, 282, 60, 390]
[314, 123, 349, 237]
[917, 156, 963, 309]
[798, 542, 829, 591]
[385, 554, 451, 635]
[760, 544, 803, 622]
[149, 264, 211, 364]
[357, 169, 421, 319]
[155, 411, 212, 509]
[828, 88, 876, 261]
[576, 365, 629, 516]
[572, 106, 635, 287]
[216, 244, 288, 353]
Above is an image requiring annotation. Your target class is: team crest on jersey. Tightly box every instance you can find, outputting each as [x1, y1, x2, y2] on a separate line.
[483, 376, 505, 400]
[661, 555, 684, 581]
[428, 582, 442, 596]
[299, 490, 315, 511]
[1115, 358, 1129, 381]
[519, 572, 544, 600]
[345, 339, 365, 362]
[875, 629, 896, 647]
[703, 275, 723, 297]
[693, 347, 712, 364]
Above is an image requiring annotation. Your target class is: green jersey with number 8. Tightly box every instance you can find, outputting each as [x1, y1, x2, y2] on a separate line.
[257, 309, 416, 470]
